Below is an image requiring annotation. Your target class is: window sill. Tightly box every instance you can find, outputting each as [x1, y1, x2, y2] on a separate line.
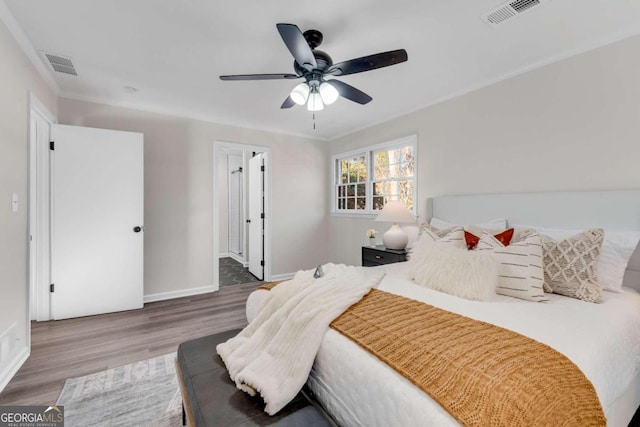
[330, 212, 377, 219]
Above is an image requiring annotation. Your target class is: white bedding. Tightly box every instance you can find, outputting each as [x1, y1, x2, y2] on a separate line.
[246, 262, 640, 426]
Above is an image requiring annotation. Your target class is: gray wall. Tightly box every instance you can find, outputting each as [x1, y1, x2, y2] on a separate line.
[0, 18, 57, 376]
[57, 98, 331, 297]
[328, 35, 640, 266]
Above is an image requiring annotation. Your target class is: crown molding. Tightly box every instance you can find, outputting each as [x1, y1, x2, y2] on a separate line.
[0, 1, 59, 95]
[59, 91, 330, 142]
[330, 25, 640, 141]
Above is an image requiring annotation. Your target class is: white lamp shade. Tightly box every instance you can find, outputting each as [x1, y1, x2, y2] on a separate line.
[307, 92, 324, 111]
[374, 200, 414, 223]
[290, 83, 310, 105]
[319, 82, 339, 105]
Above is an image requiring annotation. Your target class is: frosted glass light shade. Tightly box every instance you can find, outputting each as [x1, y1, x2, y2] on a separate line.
[374, 200, 414, 223]
[307, 92, 324, 111]
[319, 82, 339, 105]
[290, 83, 310, 105]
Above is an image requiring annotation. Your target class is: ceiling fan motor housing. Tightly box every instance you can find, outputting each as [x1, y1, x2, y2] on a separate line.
[294, 49, 333, 75]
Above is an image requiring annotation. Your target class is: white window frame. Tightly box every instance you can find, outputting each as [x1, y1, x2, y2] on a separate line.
[331, 134, 418, 218]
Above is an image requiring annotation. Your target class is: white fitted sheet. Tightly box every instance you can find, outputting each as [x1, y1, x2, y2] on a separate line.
[246, 263, 640, 426]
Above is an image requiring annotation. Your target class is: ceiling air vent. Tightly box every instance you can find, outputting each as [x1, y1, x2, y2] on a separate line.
[482, 0, 551, 26]
[43, 52, 78, 76]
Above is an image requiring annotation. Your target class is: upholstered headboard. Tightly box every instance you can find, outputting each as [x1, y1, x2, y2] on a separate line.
[428, 190, 640, 291]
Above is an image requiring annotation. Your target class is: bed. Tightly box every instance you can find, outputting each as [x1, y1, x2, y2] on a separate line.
[248, 190, 640, 426]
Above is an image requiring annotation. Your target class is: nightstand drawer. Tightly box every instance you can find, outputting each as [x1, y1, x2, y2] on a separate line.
[362, 246, 407, 267]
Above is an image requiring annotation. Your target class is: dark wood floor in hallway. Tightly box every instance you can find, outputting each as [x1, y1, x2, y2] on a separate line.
[0, 282, 259, 406]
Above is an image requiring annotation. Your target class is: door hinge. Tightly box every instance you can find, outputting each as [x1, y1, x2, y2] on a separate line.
[49, 141, 54, 150]
[260, 260, 264, 267]
[260, 213, 265, 219]
[50, 284, 55, 293]
[260, 165, 265, 172]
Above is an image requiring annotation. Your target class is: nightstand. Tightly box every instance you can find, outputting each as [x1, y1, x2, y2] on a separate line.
[362, 245, 407, 267]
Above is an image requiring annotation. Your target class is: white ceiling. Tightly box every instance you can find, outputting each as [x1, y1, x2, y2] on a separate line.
[4, 0, 640, 140]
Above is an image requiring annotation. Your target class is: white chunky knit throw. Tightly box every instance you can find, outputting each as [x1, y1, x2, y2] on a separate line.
[216, 263, 385, 415]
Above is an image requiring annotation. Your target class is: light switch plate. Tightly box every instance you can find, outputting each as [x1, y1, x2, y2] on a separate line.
[11, 193, 18, 212]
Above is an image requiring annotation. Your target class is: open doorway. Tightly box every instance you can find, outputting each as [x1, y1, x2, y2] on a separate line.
[213, 142, 271, 289]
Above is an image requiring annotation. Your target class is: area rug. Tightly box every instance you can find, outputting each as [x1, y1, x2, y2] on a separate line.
[57, 353, 182, 426]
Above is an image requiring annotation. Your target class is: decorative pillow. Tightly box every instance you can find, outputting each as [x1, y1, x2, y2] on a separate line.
[409, 227, 467, 276]
[476, 232, 548, 302]
[539, 229, 605, 303]
[415, 226, 466, 249]
[465, 228, 514, 250]
[513, 225, 640, 293]
[412, 245, 498, 301]
[430, 217, 508, 231]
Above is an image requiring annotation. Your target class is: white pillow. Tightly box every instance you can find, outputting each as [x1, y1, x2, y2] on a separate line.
[430, 217, 507, 231]
[412, 245, 497, 302]
[409, 227, 466, 278]
[513, 225, 640, 293]
[476, 231, 548, 302]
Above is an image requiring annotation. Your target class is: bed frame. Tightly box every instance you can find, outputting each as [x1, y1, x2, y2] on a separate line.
[428, 189, 640, 426]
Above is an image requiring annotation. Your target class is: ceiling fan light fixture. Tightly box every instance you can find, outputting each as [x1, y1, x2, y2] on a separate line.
[319, 82, 339, 105]
[290, 83, 310, 105]
[307, 91, 324, 111]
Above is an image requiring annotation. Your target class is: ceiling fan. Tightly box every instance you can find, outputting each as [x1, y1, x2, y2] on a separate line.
[220, 23, 408, 111]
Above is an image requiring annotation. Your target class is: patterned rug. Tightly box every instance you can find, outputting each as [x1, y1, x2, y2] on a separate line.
[57, 353, 181, 426]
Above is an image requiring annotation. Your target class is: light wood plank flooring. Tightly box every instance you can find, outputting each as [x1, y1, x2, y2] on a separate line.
[0, 282, 259, 405]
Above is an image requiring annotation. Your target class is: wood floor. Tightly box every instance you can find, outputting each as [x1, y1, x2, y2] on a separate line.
[0, 282, 259, 406]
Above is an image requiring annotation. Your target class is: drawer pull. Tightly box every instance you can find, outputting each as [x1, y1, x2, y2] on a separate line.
[375, 255, 382, 259]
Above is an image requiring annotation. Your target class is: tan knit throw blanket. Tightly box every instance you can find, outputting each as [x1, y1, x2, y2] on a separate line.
[257, 284, 606, 426]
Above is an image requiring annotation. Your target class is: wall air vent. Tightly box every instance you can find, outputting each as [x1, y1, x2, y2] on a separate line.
[42, 52, 78, 76]
[482, 0, 551, 26]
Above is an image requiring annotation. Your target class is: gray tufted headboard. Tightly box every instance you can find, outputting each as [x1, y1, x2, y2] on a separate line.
[428, 190, 640, 291]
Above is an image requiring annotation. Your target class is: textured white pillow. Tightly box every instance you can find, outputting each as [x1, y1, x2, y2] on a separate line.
[513, 225, 640, 293]
[476, 231, 548, 302]
[409, 227, 466, 279]
[412, 245, 498, 301]
[430, 217, 508, 231]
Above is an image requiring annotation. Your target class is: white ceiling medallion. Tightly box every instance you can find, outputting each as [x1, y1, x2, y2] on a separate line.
[482, 0, 552, 27]
[41, 51, 77, 75]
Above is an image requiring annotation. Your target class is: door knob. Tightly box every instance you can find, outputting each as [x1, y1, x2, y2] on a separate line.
[133, 226, 142, 233]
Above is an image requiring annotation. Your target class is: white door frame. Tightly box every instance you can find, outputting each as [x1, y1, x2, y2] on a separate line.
[213, 141, 271, 289]
[28, 92, 57, 325]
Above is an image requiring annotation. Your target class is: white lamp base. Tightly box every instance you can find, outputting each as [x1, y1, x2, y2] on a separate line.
[382, 223, 408, 250]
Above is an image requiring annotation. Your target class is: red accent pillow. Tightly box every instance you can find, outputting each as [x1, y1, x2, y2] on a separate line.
[464, 228, 514, 250]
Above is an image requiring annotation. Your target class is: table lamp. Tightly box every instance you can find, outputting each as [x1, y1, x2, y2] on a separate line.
[374, 200, 414, 250]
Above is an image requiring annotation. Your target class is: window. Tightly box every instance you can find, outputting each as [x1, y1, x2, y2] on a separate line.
[332, 135, 417, 215]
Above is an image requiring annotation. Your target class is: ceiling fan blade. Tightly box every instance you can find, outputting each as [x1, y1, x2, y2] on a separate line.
[326, 80, 372, 105]
[326, 49, 408, 77]
[220, 73, 300, 81]
[276, 23, 317, 71]
[281, 96, 296, 109]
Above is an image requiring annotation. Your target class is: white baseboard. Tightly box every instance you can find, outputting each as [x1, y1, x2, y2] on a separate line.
[228, 252, 245, 265]
[0, 346, 29, 393]
[269, 272, 295, 282]
[144, 285, 217, 303]
[218, 252, 230, 258]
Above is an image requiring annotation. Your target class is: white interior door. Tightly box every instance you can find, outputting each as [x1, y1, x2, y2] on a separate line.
[248, 153, 264, 280]
[51, 125, 144, 320]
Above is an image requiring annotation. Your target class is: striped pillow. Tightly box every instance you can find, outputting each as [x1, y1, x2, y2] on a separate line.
[476, 231, 548, 302]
